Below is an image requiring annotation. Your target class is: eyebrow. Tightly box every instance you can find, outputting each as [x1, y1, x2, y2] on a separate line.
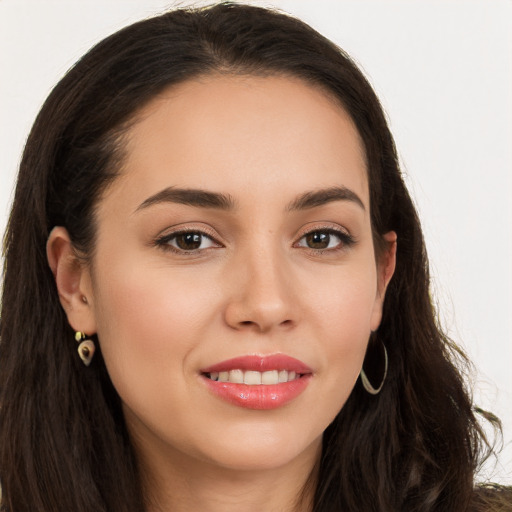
[286, 186, 365, 212]
[135, 187, 236, 212]
[135, 185, 365, 213]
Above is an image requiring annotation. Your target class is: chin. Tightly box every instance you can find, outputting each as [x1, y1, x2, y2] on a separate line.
[196, 429, 323, 473]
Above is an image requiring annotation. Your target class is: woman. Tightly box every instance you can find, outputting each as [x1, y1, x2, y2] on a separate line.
[0, 3, 510, 511]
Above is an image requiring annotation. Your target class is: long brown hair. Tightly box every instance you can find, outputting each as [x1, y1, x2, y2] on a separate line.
[1, 3, 508, 511]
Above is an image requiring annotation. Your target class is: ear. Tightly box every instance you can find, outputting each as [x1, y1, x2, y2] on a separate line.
[46, 226, 97, 335]
[370, 231, 397, 331]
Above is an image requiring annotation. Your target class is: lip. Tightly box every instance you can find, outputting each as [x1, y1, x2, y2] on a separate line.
[200, 354, 313, 410]
[201, 354, 313, 374]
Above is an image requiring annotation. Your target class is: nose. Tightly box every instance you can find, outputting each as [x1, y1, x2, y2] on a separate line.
[223, 247, 297, 333]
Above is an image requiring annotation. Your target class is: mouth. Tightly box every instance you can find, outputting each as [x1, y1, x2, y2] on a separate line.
[200, 354, 313, 410]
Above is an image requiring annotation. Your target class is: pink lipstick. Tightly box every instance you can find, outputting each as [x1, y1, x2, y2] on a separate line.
[200, 355, 313, 410]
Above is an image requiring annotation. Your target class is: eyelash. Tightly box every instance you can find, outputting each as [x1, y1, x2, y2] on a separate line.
[294, 227, 356, 254]
[154, 226, 356, 255]
[154, 228, 221, 254]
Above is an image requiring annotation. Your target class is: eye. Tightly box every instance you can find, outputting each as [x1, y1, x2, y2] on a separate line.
[156, 230, 220, 252]
[295, 229, 354, 251]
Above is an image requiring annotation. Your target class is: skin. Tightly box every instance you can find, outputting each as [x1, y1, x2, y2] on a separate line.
[48, 75, 396, 512]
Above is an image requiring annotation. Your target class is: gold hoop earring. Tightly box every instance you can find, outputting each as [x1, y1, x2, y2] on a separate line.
[360, 342, 388, 395]
[75, 331, 96, 367]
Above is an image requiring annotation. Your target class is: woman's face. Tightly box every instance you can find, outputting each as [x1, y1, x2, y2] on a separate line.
[79, 75, 395, 473]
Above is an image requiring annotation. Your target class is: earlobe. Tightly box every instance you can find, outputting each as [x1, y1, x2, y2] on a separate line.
[46, 227, 96, 334]
[370, 231, 397, 330]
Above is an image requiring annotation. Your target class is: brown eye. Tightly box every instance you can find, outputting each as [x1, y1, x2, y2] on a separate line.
[296, 229, 354, 251]
[157, 231, 219, 252]
[175, 232, 203, 250]
[304, 231, 331, 249]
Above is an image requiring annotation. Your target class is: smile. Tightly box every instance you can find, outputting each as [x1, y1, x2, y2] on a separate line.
[200, 355, 313, 410]
[206, 369, 301, 385]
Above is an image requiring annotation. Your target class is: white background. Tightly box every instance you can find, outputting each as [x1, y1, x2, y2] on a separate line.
[1, 0, 510, 483]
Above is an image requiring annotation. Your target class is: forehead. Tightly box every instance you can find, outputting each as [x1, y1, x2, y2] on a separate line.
[108, 74, 369, 210]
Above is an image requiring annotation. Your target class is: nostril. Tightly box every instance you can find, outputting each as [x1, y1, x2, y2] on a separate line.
[224, 294, 296, 332]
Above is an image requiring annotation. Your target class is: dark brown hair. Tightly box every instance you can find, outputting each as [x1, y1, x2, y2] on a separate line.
[1, 3, 509, 511]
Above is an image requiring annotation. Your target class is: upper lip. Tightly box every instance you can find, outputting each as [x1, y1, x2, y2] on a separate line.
[200, 354, 313, 374]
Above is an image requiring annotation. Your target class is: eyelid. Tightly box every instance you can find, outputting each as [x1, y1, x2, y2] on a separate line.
[294, 222, 352, 241]
[154, 223, 223, 252]
[293, 223, 356, 251]
[155, 221, 221, 239]
[152, 222, 355, 254]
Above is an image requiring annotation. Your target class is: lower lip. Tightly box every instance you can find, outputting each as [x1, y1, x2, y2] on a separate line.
[201, 375, 312, 410]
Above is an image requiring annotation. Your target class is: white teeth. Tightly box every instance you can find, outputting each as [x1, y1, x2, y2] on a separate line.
[278, 370, 288, 383]
[207, 369, 301, 385]
[229, 369, 244, 383]
[261, 370, 279, 385]
[244, 371, 262, 385]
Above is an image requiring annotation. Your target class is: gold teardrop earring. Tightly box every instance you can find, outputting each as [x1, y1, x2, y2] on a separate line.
[75, 331, 96, 367]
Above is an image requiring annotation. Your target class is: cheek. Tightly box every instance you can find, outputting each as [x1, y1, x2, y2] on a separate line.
[298, 263, 378, 414]
[90, 255, 221, 397]
[306, 259, 378, 344]
[325, 283, 376, 371]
